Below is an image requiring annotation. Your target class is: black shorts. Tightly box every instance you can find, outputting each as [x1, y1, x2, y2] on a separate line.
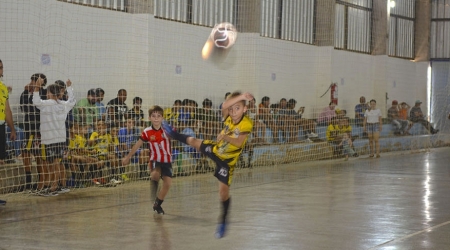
[41, 143, 66, 163]
[200, 140, 234, 186]
[150, 161, 173, 178]
[0, 124, 6, 160]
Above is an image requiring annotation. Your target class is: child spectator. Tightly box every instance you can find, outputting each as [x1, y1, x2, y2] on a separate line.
[122, 105, 172, 215]
[33, 78, 76, 196]
[118, 119, 149, 179]
[89, 120, 121, 185]
[339, 132, 355, 161]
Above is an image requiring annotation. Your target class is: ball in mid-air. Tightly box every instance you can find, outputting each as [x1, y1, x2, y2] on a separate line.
[211, 22, 237, 49]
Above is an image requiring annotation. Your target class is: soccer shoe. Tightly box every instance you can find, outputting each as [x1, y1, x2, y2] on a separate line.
[110, 178, 122, 185]
[215, 223, 227, 239]
[161, 120, 176, 138]
[308, 132, 319, 138]
[56, 187, 71, 194]
[153, 204, 165, 215]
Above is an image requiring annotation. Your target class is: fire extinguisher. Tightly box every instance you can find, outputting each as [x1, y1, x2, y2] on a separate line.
[330, 83, 338, 105]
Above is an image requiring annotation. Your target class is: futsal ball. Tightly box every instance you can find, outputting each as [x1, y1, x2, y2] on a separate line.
[211, 22, 237, 49]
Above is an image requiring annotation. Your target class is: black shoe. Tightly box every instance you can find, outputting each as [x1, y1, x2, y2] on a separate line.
[153, 204, 165, 214]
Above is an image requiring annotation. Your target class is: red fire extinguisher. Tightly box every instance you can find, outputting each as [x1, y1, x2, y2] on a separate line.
[330, 83, 338, 105]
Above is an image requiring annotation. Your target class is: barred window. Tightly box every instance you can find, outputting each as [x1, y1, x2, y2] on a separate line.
[389, 0, 415, 59]
[335, 0, 372, 53]
[431, 0, 450, 59]
[260, 0, 315, 45]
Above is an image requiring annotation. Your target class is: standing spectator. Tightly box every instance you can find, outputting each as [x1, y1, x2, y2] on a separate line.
[73, 89, 98, 131]
[409, 100, 439, 134]
[33, 78, 76, 196]
[106, 89, 128, 127]
[95, 88, 106, 120]
[20, 73, 47, 192]
[0, 59, 16, 205]
[317, 101, 337, 126]
[354, 96, 369, 126]
[387, 100, 410, 135]
[126, 97, 144, 127]
[277, 98, 289, 142]
[363, 99, 382, 158]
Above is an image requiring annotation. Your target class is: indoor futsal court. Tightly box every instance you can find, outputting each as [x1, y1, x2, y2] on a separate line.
[2, 148, 450, 250]
[2, 0, 450, 250]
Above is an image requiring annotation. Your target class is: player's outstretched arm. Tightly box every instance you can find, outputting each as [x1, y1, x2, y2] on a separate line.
[122, 139, 144, 166]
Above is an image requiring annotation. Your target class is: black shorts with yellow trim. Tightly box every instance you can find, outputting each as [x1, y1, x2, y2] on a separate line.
[22, 134, 42, 156]
[150, 161, 173, 178]
[41, 143, 66, 163]
[200, 140, 234, 186]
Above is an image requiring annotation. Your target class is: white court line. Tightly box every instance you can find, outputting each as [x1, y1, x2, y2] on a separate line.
[368, 220, 450, 249]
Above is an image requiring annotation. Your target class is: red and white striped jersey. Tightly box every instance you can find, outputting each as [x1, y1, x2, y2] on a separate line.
[140, 126, 172, 163]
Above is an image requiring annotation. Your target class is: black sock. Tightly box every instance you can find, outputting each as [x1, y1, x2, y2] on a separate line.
[221, 197, 231, 224]
[169, 130, 191, 145]
[25, 171, 32, 189]
[154, 197, 164, 207]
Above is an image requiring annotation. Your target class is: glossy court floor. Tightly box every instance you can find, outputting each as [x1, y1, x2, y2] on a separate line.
[1, 147, 450, 250]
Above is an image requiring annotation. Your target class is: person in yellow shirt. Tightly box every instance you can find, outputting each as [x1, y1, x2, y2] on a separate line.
[89, 120, 120, 185]
[0, 59, 16, 205]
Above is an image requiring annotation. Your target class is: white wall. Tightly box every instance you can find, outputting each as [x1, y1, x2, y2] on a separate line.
[0, 0, 428, 121]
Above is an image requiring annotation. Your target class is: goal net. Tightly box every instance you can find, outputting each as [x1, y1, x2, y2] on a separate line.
[0, 0, 447, 197]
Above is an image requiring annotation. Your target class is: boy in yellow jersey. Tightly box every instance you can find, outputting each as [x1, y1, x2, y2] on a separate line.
[162, 91, 254, 238]
[68, 124, 101, 186]
[89, 120, 120, 185]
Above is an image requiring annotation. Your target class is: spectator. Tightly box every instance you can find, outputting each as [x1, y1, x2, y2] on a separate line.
[73, 88, 98, 130]
[164, 100, 181, 125]
[126, 97, 144, 127]
[247, 97, 265, 143]
[339, 132, 355, 161]
[178, 99, 195, 131]
[287, 99, 318, 140]
[409, 100, 439, 134]
[0, 59, 16, 205]
[258, 96, 279, 143]
[118, 119, 149, 179]
[363, 99, 382, 158]
[95, 88, 106, 120]
[317, 101, 337, 126]
[399, 102, 410, 120]
[196, 98, 219, 140]
[106, 89, 128, 127]
[20, 73, 47, 192]
[326, 117, 342, 156]
[387, 100, 410, 135]
[277, 98, 289, 142]
[354, 96, 369, 126]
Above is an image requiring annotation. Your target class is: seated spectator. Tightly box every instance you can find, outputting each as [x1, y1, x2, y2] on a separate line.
[287, 99, 318, 141]
[326, 117, 341, 155]
[277, 98, 289, 142]
[106, 89, 128, 128]
[409, 100, 439, 134]
[336, 109, 347, 119]
[89, 120, 121, 184]
[178, 99, 195, 131]
[354, 96, 369, 126]
[339, 132, 355, 161]
[258, 96, 279, 143]
[164, 100, 181, 125]
[118, 119, 149, 179]
[73, 88, 98, 131]
[247, 97, 266, 143]
[388, 100, 410, 135]
[95, 88, 106, 120]
[68, 123, 102, 187]
[317, 101, 337, 126]
[126, 97, 144, 127]
[196, 98, 219, 140]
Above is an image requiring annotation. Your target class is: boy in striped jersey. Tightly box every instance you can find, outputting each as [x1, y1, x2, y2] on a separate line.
[122, 105, 172, 215]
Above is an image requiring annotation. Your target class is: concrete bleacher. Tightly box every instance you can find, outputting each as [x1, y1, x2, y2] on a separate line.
[247, 122, 449, 167]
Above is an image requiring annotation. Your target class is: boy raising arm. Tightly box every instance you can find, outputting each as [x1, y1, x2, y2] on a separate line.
[161, 91, 254, 238]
